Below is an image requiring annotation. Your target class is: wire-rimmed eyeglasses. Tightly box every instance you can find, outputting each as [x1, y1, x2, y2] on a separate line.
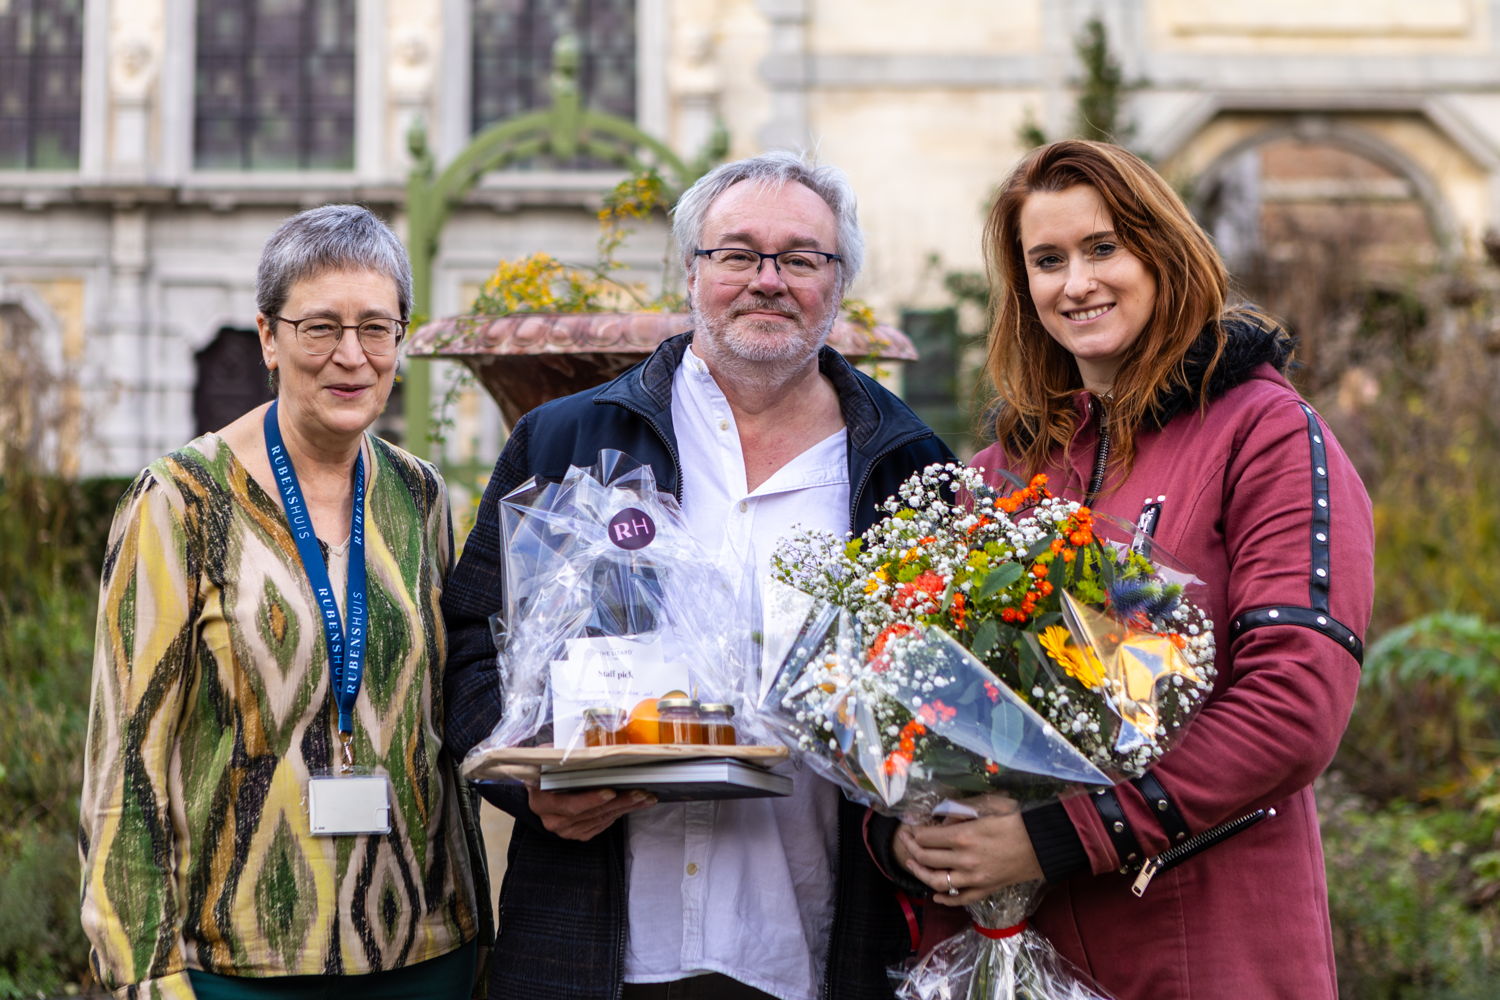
[274, 315, 408, 357]
[694, 247, 842, 285]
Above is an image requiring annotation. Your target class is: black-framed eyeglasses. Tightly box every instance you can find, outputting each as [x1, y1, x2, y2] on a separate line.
[694, 247, 842, 284]
[274, 315, 408, 356]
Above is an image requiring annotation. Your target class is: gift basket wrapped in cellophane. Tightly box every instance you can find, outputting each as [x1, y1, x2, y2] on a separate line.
[461, 450, 790, 800]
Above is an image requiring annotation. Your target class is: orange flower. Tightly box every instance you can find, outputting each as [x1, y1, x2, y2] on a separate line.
[891, 571, 947, 613]
[997, 474, 1050, 513]
[869, 622, 916, 666]
[893, 718, 929, 762]
[914, 570, 946, 593]
[951, 592, 968, 629]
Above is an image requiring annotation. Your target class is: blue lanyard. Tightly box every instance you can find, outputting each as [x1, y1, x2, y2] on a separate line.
[263, 401, 368, 753]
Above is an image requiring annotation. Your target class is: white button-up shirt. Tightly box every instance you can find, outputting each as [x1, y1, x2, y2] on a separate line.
[622, 347, 849, 1000]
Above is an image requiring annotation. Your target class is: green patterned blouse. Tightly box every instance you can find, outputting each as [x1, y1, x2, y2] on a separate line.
[80, 431, 487, 999]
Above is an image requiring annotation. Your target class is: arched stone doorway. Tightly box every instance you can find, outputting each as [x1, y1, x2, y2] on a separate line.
[193, 326, 274, 437]
[1187, 119, 1448, 394]
[0, 285, 69, 473]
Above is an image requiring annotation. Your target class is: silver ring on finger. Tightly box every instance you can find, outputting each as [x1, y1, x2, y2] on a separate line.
[945, 871, 960, 897]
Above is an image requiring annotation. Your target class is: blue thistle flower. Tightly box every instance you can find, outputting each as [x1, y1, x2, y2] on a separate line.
[1108, 579, 1180, 622]
[1142, 584, 1183, 622]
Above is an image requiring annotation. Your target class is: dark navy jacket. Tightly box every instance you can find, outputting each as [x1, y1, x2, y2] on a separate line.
[442, 332, 954, 999]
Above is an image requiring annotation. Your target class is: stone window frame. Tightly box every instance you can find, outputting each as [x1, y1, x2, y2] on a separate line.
[436, 0, 667, 177]
[469, 0, 637, 142]
[161, 0, 387, 185]
[0, 0, 93, 174]
[190, 0, 359, 172]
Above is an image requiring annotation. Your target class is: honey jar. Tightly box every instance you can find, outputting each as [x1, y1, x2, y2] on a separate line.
[656, 697, 708, 744]
[581, 706, 628, 747]
[698, 702, 737, 746]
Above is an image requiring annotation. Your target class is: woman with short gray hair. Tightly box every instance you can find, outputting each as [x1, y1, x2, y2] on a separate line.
[81, 204, 489, 999]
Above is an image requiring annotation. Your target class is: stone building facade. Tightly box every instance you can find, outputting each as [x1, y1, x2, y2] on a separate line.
[3, 0, 1499, 476]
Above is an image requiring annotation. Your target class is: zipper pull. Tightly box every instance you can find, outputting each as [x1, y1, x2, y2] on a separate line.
[1131, 857, 1162, 897]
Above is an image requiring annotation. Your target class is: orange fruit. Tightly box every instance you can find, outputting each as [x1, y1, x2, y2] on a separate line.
[622, 697, 662, 744]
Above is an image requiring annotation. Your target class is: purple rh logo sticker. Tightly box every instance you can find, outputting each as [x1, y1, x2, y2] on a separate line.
[607, 507, 657, 550]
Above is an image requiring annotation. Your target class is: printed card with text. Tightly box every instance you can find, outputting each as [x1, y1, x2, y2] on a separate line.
[550, 635, 689, 746]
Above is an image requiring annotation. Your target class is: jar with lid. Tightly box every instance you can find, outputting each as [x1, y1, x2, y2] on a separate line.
[698, 703, 737, 746]
[581, 706, 628, 747]
[656, 697, 708, 744]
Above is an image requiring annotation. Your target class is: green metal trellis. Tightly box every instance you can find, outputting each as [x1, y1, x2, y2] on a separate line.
[402, 36, 726, 454]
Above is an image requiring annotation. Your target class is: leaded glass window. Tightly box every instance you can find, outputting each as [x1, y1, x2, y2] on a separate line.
[471, 0, 635, 166]
[0, 0, 84, 170]
[194, 0, 356, 170]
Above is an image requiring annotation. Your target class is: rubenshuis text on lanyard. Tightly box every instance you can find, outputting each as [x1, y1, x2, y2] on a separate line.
[264, 401, 368, 772]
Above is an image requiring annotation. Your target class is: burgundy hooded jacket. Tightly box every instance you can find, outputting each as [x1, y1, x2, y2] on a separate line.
[971, 315, 1374, 999]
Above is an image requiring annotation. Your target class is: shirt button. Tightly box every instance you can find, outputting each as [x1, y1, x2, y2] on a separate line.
[686, 862, 699, 876]
[738, 501, 748, 513]
[718, 419, 729, 431]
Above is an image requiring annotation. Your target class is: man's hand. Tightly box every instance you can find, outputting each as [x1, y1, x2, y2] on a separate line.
[526, 785, 657, 841]
[892, 795, 1044, 905]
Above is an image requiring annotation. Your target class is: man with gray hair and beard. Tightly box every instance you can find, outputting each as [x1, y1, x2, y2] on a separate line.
[442, 151, 953, 1000]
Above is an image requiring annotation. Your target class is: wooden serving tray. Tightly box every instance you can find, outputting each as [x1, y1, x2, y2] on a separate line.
[462, 743, 790, 783]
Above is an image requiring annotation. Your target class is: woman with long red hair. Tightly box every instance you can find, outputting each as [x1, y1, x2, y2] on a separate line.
[895, 140, 1374, 999]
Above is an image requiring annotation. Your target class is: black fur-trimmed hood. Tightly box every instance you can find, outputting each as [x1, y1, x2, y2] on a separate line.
[1150, 309, 1294, 426]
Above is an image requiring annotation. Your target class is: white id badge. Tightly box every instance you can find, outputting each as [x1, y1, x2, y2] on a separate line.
[308, 773, 392, 836]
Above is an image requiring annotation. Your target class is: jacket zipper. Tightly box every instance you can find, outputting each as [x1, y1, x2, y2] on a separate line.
[612, 824, 628, 999]
[820, 812, 844, 1000]
[1084, 397, 1110, 506]
[605, 398, 686, 501]
[1130, 807, 1276, 897]
[849, 430, 935, 530]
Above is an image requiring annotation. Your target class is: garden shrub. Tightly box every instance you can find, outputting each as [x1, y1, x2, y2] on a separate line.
[1324, 612, 1500, 997]
[0, 829, 94, 1000]
[1323, 776, 1500, 999]
[1335, 613, 1500, 805]
[0, 465, 123, 997]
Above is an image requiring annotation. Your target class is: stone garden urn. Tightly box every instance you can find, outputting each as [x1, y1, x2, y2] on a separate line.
[405, 311, 919, 430]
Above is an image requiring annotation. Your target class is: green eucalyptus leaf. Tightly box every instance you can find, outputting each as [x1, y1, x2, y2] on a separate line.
[972, 619, 1000, 658]
[978, 562, 1023, 600]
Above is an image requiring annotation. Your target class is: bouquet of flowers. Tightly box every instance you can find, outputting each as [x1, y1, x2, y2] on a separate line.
[762, 463, 1217, 999]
